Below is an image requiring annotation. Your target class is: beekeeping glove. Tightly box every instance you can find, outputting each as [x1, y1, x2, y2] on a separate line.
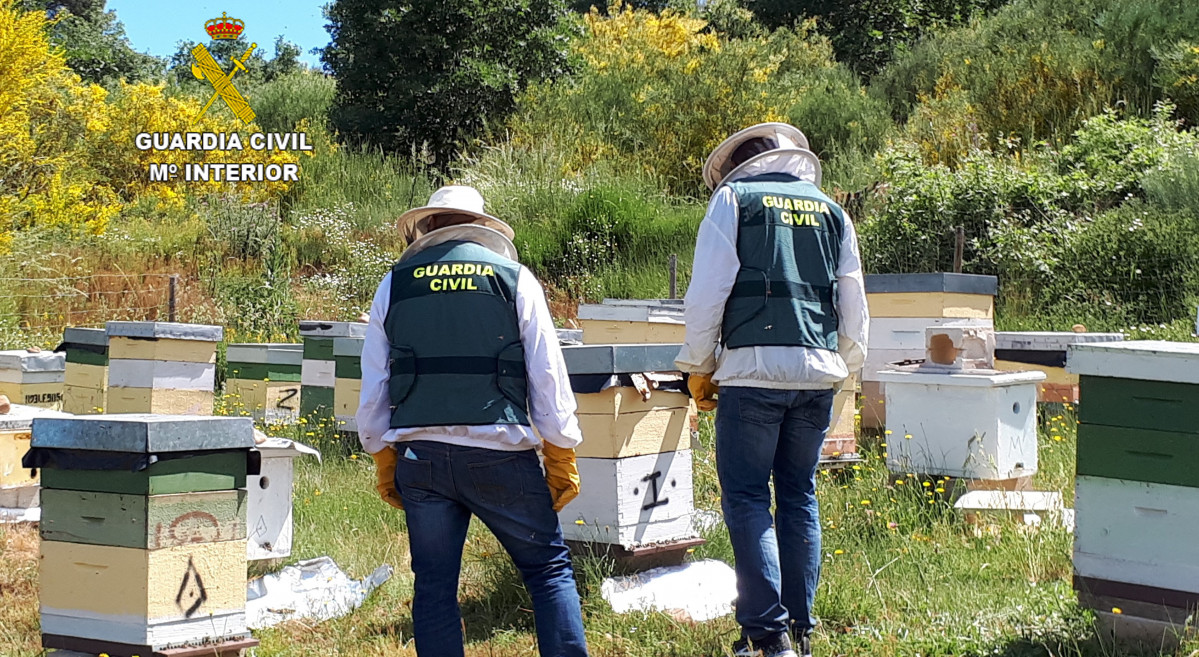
[370, 447, 404, 510]
[687, 372, 718, 412]
[541, 442, 580, 511]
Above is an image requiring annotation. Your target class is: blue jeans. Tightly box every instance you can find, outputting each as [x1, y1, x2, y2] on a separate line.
[715, 386, 834, 642]
[393, 440, 589, 657]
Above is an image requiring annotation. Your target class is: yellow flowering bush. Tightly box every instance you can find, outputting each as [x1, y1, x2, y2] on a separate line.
[0, 0, 298, 248]
[514, 2, 839, 194]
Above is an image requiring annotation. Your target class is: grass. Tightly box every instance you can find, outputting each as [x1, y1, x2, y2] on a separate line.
[5, 406, 1196, 656]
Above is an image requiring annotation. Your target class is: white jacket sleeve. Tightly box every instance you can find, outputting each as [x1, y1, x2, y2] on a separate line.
[356, 273, 394, 455]
[516, 267, 582, 449]
[675, 186, 740, 374]
[835, 213, 869, 373]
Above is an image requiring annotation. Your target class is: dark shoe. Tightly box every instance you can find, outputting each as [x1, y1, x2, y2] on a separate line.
[731, 634, 757, 656]
[795, 633, 812, 657]
[754, 632, 797, 657]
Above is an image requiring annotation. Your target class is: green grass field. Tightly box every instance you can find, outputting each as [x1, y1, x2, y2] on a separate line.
[2, 405, 1196, 657]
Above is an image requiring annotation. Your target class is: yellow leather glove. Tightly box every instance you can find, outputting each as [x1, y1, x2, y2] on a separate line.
[541, 442, 581, 511]
[370, 448, 404, 510]
[688, 372, 718, 412]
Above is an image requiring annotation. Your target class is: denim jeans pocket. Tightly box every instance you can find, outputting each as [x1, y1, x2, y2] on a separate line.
[735, 392, 784, 426]
[468, 455, 523, 507]
[395, 455, 433, 502]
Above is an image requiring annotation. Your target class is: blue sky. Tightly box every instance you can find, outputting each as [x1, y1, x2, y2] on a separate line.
[107, 0, 331, 67]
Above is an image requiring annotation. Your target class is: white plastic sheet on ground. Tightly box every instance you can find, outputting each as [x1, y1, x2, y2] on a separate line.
[600, 559, 737, 622]
[246, 556, 392, 629]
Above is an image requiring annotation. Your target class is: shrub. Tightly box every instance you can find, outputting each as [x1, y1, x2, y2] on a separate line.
[252, 71, 336, 134]
[1154, 41, 1199, 124]
[873, 0, 1111, 147]
[1047, 203, 1199, 325]
[514, 3, 879, 196]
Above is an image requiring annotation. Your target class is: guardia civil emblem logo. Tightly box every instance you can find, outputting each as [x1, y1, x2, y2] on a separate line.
[190, 13, 256, 124]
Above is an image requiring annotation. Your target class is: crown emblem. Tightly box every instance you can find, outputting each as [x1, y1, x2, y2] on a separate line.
[204, 12, 244, 40]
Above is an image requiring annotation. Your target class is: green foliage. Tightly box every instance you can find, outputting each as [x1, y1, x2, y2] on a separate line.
[167, 35, 305, 91]
[876, 0, 1199, 146]
[1047, 203, 1199, 326]
[322, 0, 572, 169]
[514, 7, 888, 197]
[1154, 41, 1199, 124]
[861, 106, 1199, 328]
[873, 0, 1111, 147]
[252, 71, 336, 134]
[741, 0, 1007, 75]
[30, 0, 163, 85]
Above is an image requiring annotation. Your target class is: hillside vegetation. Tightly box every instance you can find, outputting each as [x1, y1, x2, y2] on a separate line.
[1, 0, 1197, 347]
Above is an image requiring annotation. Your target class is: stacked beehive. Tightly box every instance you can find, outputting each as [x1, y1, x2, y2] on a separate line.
[298, 321, 364, 430]
[0, 404, 68, 514]
[333, 336, 364, 434]
[578, 299, 686, 344]
[105, 322, 222, 415]
[994, 331, 1123, 404]
[878, 325, 1044, 486]
[558, 343, 700, 561]
[30, 415, 257, 656]
[60, 327, 109, 414]
[224, 343, 303, 424]
[0, 349, 65, 410]
[1068, 341, 1199, 641]
[861, 274, 997, 430]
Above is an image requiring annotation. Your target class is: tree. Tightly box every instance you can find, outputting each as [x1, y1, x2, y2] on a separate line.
[742, 0, 1008, 75]
[322, 0, 572, 168]
[23, 0, 163, 84]
[168, 35, 305, 90]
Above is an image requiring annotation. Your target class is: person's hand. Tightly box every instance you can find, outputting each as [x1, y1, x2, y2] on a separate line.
[687, 372, 718, 411]
[370, 447, 404, 510]
[541, 442, 580, 511]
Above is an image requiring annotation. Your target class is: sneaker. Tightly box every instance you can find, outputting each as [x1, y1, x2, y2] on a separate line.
[731, 634, 757, 656]
[795, 633, 812, 657]
[754, 632, 798, 657]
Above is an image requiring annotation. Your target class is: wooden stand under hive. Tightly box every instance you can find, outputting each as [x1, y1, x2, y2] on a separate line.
[105, 322, 222, 416]
[27, 415, 259, 657]
[59, 327, 109, 414]
[861, 274, 997, 431]
[1068, 341, 1199, 650]
[223, 343, 303, 424]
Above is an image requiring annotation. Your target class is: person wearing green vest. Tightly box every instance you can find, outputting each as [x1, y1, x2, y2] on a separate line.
[676, 124, 870, 657]
[356, 186, 590, 657]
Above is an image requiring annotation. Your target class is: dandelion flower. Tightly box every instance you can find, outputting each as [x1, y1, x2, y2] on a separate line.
[834, 549, 844, 555]
[1112, 607, 1122, 614]
[860, 500, 871, 506]
[884, 430, 893, 435]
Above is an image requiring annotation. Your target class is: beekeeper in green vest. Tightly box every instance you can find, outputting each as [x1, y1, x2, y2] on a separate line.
[676, 124, 869, 657]
[356, 186, 590, 657]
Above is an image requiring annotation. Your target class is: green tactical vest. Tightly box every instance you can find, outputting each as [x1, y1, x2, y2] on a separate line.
[721, 172, 844, 351]
[384, 240, 530, 428]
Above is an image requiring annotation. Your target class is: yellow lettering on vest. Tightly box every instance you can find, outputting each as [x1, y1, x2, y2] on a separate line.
[463, 263, 476, 275]
[820, 202, 831, 214]
[412, 267, 424, 279]
[429, 278, 443, 291]
[450, 263, 463, 275]
[763, 196, 773, 208]
[482, 265, 494, 277]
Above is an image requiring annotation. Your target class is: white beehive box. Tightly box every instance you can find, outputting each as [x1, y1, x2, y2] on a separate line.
[877, 368, 1043, 480]
[560, 449, 696, 549]
[246, 438, 319, 561]
[1074, 475, 1199, 594]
